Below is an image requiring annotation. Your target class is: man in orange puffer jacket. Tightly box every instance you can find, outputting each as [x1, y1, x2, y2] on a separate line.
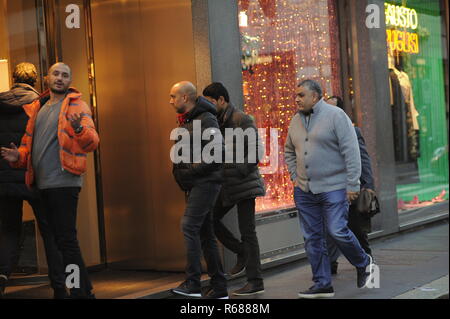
[1, 62, 99, 299]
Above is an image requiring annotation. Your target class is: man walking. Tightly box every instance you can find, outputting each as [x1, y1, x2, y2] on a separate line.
[169, 81, 228, 299]
[326, 96, 377, 275]
[0, 62, 66, 298]
[284, 79, 374, 298]
[1, 62, 99, 298]
[203, 82, 265, 296]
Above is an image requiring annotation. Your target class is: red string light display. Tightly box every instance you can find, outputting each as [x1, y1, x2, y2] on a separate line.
[239, 0, 342, 212]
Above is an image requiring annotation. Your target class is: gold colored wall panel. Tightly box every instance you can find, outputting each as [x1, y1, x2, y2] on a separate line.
[91, 0, 195, 270]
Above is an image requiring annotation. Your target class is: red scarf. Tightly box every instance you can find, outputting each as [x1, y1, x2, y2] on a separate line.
[177, 112, 189, 126]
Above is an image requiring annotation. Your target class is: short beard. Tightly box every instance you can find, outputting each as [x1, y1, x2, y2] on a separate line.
[176, 106, 187, 114]
[50, 87, 69, 95]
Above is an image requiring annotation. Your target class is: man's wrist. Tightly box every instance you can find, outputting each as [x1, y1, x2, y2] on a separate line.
[10, 154, 20, 164]
[74, 125, 83, 134]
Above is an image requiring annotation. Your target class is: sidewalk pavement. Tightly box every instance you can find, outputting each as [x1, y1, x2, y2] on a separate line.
[219, 219, 449, 299]
[2, 220, 448, 299]
[158, 219, 448, 299]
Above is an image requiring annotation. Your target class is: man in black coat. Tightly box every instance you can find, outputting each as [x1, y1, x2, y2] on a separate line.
[169, 81, 228, 299]
[0, 63, 65, 298]
[203, 83, 266, 296]
[326, 96, 376, 275]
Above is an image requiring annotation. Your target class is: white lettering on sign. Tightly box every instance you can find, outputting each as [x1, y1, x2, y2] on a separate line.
[385, 3, 419, 30]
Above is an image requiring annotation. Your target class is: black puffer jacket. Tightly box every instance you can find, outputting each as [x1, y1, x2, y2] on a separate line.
[172, 97, 224, 191]
[0, 83, 39, 198]
[217, 104, 265, 206]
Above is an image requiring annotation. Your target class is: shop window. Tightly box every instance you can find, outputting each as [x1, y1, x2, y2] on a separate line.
[238, 0, 342, 212]
[385, 1, 449, 212]
[0, 0, 42, 274]
[0, 0, 42, 91]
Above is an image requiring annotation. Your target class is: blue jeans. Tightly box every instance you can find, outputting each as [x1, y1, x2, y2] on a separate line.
[327, 205, 373, 264]
[294, 187, 369, 288]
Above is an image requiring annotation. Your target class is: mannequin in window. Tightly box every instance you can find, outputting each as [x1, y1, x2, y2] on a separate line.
[388, 50, 420, 163]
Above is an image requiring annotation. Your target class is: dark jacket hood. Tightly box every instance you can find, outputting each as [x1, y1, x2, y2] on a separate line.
[0, 83, 39, 114]
[186, 96, 217, 121]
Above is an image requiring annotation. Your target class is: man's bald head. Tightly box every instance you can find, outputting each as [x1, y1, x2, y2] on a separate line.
[170, 81, 198, 114]
[48, 62, 72, 95]
[172, 81, 197, 101]
[49, 62, 72, 78]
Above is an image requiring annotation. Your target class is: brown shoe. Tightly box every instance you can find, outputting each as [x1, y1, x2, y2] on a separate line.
[232, 282, 265, 296]
[229, 253, 247, 277]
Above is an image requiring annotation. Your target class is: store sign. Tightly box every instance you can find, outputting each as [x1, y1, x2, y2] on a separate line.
[386, 29, 419, 54]
[385, 3, 420, 54]
[385, 3, 419, 29]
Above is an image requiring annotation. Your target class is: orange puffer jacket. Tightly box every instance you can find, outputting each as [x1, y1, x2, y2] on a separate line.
[12, 88, 99, 187]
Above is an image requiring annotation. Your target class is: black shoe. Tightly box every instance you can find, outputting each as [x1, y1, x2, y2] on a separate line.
[331, 261, 338, 275]
[172, 281, 201, 298]
[357, 255, 375, 288]
[0, 275, 7, 298]
[298, 286, 335, 299]
[229, 253, 247, 277]
[202, 288, 229, 299]
[53, 287, 69, 299]
[232, 282, 265, 296]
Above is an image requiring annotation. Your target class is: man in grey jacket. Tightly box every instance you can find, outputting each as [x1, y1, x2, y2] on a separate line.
[284, 79, 374, 298]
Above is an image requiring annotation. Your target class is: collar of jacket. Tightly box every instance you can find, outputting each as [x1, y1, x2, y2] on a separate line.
[23, 87, 82, 117]
[217, 103, 235, 128]
[10, 83, 40, 97]
[297, 98, 325, 118]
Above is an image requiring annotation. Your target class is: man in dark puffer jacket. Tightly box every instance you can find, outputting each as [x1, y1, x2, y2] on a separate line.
[170, 81, 228, 299]
[203, 83, 266, 296]
[0, 63, 65, 298]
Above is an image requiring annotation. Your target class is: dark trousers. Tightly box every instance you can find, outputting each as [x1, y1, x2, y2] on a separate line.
[0, 196, 65, 289]
[213, 196, 263, 285]
[39, 187, 93, 296]
[327, 205, 372, 263]
[182, 183, 227, 291]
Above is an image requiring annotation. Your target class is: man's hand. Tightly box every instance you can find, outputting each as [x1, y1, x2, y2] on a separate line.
[362, 188, 376, 195]
[1, 143, 20, 163]
[68, 113, 84, 131]
[347, 191, 360, 202]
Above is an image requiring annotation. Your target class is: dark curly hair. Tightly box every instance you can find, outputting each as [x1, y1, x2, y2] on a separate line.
[12, 62, 38, 87]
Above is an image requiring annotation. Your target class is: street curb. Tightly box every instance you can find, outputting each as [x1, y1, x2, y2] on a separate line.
[392, 275, 449, 299]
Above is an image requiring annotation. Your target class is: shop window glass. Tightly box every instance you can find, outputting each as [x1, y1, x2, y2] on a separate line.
[238, 0, 342, 212]
[385, 0, 449, 211]
[0, 0, 42, 91]
[0, 0, 42, 273]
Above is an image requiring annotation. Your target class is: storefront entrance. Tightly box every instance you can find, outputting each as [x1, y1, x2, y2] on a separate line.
[1, 0, 198, 279]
